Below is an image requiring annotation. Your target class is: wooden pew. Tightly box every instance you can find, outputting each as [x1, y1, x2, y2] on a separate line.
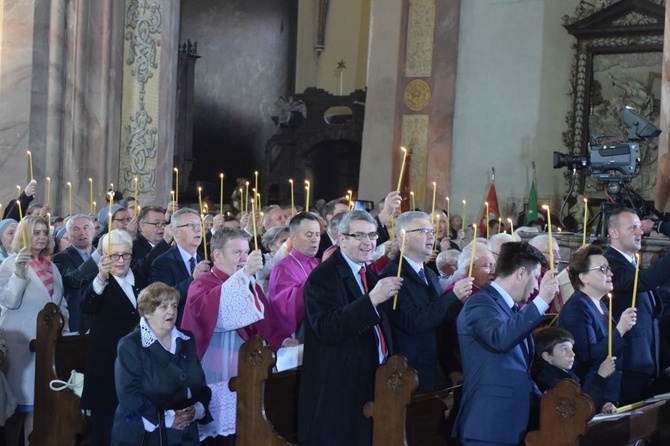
[232, 335, 458, 446]
[525, 378, 670, 446]
[29, 302, 89, 446]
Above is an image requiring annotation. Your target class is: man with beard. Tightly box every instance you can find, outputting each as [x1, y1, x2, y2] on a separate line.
[149, 208, 210, 326]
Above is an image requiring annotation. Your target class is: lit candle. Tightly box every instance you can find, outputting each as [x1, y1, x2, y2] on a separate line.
[46, 212, 51, 238]
[430, 182, 437, 225]
[305, 180, 310, 212]
[498, 217, 502, 234]
[348, 190, 353, 210]
[434, 214, 440, 250]
[107, 212, 112, 255]
[410, 191, 415, 211]
[16, 185, 21, 199]
[508, 218, 514, 241]
[198, 187, 204, 216]
[244, 182, 249, 214]
[582, 197, 589, 246]
[542, 205, 554, 272]
[289, 179, 295, 216]
[134, 177, 139, 217]
[396, 147, 407, 192]
[219, 174, 224, 214]
[446, 197, 450, 236]
[16, 200, 27, 247]
[608, 293, 613, 357]
[251, 192, 258, 250]
[201, 216, 209, 262]
[89, 178, 94, 215]
[254, 171, 259, 199]
[468, 225, 478, 277]
[462, 200, 467, 227]
[46, 177, 51, 206]
[173, 168, 179, 207]
[67, 182, 72, 216]
[27, 150, 33, 181]
[393, 229, 406, 310]
[485, 201, 490, 240]
[631, 253, 640, 308]
[170, 190, 175, 206]
[93, 201, 97, 215]
[238, 188, 243, 212]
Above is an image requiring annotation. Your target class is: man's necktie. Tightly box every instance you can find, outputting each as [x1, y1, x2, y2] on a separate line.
[359, 267, 387, 358]
[418, 268, 427, 284]
[189, 257, 196, 276]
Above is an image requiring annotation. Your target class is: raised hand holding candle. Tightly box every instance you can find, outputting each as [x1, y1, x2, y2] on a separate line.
[485, 201, 490, 240]
[393, 229, 406, 310]
[542, 205, 554, 273]
[582, 197, 589, 245]
[430, 182, 437, 224]
[289, 179, 295, 216]
[608, 293, 613, 357]
[173, 168, 179, 207]
[468, 225, 478, 277]
[89, 178, 94, 215]
[396, 147, 407, 192]
[67, 182, 72, 216]
[46, 177, 51, 206]
[508, 218, 514, 241]
[27, 151, 33, 181]
[632, 253, 640, 307]
[219, 174, 224, 214]
[16, 200, 27, 246]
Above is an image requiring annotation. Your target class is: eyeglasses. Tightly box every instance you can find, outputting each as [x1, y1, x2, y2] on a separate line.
[175, 221, 202, 230]
[588, 264, 612, 274]
[113, 217, 132, 223]
[341, 232, 379, 241]
[475, 263, 496, 271]
[109, 253, 132, 261]
[143, 221, 168, 228]
[406, 227, 436, 235]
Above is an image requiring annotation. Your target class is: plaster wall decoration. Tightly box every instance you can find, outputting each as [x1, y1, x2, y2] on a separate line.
[403, 79, 432, 111]
[401, 114, 430, 204]
[562, 0, 665, 201]
[120, 0, 162, 197]
[405, 0, 436, 77]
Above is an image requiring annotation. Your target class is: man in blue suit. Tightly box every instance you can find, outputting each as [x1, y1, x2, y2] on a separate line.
[381, 211, 472, 393]
[605, 207, 670, 403]
[454, 241, 558, 445]
[149, 208, 210, 325]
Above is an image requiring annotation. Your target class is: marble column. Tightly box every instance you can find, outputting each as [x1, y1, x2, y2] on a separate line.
[359, 0, 461, 208]
[657, 0, 670, 212]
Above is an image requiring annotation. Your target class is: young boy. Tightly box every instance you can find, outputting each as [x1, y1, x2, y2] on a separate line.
[534, 327, 617, 414]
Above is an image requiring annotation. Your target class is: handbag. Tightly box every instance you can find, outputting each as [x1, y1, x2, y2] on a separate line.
[49, 369, 84, 398]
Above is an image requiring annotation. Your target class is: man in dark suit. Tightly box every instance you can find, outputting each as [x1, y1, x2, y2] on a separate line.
[149, 208, 210, 326]
[53, 214, 100, 333]
[299, 210, 403, 446]
[381, 211, 471, 393]
[131, 205, 172, 285]
[454, 241, 558, 445]
[604, 207, 670, 403]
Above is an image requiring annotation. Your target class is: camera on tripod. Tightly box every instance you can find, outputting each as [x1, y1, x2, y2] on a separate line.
[552, 106, 662, 235]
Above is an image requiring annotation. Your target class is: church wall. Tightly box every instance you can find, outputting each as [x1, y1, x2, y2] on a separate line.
[451, 0, 579, 224]
[179, 0, 296, 191]
[295, 0, 370, 95]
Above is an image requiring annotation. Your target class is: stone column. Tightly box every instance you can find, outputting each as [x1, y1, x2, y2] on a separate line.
[359, 0, 460, 209]
[118, 0, 180, 208]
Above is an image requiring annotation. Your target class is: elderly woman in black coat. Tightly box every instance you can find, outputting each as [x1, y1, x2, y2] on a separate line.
[111, 282, 212, 446]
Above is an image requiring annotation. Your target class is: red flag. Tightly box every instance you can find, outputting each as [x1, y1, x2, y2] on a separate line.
[479, 181, 500, 237]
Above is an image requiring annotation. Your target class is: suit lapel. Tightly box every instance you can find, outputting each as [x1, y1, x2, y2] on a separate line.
[488, 285, 532, 367]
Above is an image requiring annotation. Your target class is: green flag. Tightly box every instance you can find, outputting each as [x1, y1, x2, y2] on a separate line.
[525, 176, 538, 224]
